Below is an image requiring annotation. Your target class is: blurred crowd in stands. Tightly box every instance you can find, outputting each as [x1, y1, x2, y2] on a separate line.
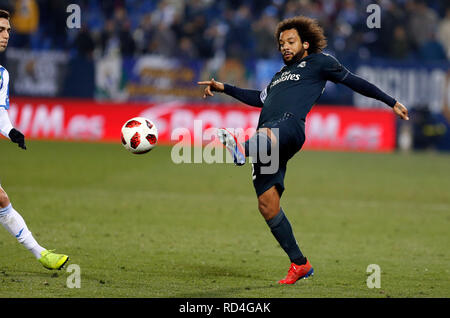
[1, 0, 449, 62]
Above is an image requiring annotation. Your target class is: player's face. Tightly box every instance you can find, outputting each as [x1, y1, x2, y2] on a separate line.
[0, 18, 10, 52]
[279, 28, 307, 65]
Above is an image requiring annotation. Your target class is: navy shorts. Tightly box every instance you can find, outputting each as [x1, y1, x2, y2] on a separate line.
[247, 112, 305, 198]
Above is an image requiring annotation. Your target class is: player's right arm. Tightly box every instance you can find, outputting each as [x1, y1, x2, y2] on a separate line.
[198, 78, 264, 108]
[0, 68, 26, 149]
[340, 74, 409, 120]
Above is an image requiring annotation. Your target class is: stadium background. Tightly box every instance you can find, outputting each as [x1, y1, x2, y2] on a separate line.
[0, 0, 449, 151]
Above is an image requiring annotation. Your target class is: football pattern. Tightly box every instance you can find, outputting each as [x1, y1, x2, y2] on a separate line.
[121, 117, 158, 154]
[125, 120, 142, 128]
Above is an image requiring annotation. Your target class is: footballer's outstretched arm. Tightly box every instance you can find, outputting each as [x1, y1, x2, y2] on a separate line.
[198, 78, 263, 108]
[340, 73, 409, 120]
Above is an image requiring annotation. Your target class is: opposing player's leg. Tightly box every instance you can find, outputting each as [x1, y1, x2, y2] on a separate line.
[257, 185, 313, 284]
[0, 186, 69, 270]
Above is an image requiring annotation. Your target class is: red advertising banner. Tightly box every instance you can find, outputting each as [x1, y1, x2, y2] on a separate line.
[304, 106, 396, 151]
[5, 97, 396, 152]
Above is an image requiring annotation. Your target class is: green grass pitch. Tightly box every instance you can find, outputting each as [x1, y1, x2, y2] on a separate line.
[0, 140, 449, 297]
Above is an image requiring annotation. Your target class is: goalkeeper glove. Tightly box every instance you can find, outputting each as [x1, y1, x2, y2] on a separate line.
[8, 128, 26, 150]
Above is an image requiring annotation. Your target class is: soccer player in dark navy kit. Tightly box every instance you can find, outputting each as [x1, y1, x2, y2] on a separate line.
[198, 16, 409, 284]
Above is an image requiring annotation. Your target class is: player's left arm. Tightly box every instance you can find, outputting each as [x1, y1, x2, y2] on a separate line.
[340, 73, 409, 120]
[321, 54, 409, 120]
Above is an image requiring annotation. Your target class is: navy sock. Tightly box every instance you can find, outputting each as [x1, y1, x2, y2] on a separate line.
[266, 208, 305, 264]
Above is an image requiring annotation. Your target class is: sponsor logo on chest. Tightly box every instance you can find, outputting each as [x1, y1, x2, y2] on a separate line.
[270, 70, 301, 89]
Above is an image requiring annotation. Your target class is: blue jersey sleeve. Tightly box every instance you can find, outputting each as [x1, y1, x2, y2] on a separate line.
[320, 53, 350, 83]
[341, 73, 397, 107]
[223, 84, 264, 108]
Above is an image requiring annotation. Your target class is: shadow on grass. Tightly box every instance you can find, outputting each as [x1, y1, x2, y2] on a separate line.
[170, 261, 298, 298]
[173, 284, 281, 298]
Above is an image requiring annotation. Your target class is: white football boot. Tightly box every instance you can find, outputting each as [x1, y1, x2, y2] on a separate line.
[217, 128, 246, 166]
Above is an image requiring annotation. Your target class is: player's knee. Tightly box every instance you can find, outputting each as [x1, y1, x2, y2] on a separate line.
[0, 188, 10, 208]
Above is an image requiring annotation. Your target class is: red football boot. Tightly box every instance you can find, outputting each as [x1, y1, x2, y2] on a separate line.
[278, 260, 314, 284]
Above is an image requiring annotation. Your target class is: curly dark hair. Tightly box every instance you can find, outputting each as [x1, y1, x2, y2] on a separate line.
[275, 16, 327, 54]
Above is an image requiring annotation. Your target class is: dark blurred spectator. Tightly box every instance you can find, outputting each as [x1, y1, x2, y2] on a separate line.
[41, 0, 70, 49]
[201, 19, 228, 59]
[282, 0, 300, 20]
[133, 13, 152, 54]
[185, 15, 214, 59]
[177, 36, 199, 60]
[437, 8, 450, 59]
[252, 9, 278, 59]
[119, 21, 136, 57]
[147, 22, 177, 56]
[390, 26, 411, 60]
[96, 6, 135, 58]
[376, 1, 407, 58]
[407, 0, 439, 50]
[73, 26, 96, 59]
[9, 0, 39, 49]
[113, 6, 130, 30]
[169, 10, 185, 42]
[100, 0, 124, 18]
[418, 33, 448, 61]
[99, 19, 120, 56]
[2, 0, 448, 63]
[224, 4, 254, 60]
[151, 0, 178, 28]
[184, 0, 208, 20]
[336, 0, 361, 27]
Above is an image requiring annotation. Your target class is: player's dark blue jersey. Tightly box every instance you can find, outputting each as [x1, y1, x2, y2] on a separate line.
[258, 52, 349, 127]
[221, 52, 397, 197]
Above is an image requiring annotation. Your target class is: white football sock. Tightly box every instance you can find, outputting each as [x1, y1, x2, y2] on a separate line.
[0, 204, 46, 259]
